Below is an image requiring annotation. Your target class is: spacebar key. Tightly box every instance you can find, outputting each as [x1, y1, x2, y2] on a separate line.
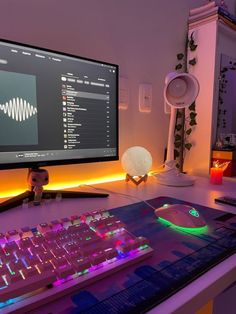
[0, 271, 56, 302]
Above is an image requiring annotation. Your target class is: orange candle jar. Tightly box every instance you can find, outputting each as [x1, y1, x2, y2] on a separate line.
[210, 167, 223, 184]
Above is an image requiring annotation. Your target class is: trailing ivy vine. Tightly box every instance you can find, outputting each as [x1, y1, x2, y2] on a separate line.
[173, 32, 198, 172]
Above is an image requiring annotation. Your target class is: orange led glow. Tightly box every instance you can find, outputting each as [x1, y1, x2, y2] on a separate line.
[0, 173, 126, 199]
[0, 170, 154, 200]
[47, 173, 126, 191]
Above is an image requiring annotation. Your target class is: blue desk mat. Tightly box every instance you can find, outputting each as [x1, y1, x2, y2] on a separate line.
[58, 197, 236, 314]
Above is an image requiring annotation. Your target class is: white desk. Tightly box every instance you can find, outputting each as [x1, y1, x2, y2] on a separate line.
[0, 175, 236, 314]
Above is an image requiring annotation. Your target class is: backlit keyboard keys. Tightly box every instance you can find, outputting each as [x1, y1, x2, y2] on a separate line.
[71, 215, 81, 225]
[118, 243, 133, 254]
[0, 276, 7, 288]
[55, 265, 75, 279]
[100, 209, 110, 218]
[44, 231, 58, 242]
[37, 251, 54, 263]
[67, 251, 82, 263]
[60, 218, 72, 229]
[8, 260, 25, 273]
[50, 220, 62, 231]
[18, 237, 33, 250]
[51, 247, 67, 258]
[57, 228, 67, 239]
[0, 252, 13, 264]
[3, 241, 19, 254]
[6, 230, 21, 242]
[24, 255, 41, 268]
[137, 236, 149, 247]
[21, 266, 39, 278]
[8, 272, 23, 284]
[115, 220, 125, 230]
[0, 250, 8, 264]
[72, 258, 91, 273]
[37, 223, 51, 234]
[130, 239, 141, 250]
[81, 213, 93, 224]
[51, 257, 68, 269]
[0, 265, 10, 277]
[64, 243, 80, 255]
[15, 249, 31, 260]
[0, 211, 153, 309]
[90, 252, 106, 265]
[39, 261, 54, 272]
[42, 241, 59, 252]
[30, 245, 46, 256]
[31, 234, 45, 246]
[0, 233, 7, 245]
[91, 211, 102, 220]
[20, 227, 34, 239]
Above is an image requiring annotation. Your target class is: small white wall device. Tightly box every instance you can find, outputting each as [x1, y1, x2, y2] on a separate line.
[156, 72, 200, 186]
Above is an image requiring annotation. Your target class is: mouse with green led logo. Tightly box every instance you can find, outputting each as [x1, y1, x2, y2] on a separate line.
[155, 204, 207, 228]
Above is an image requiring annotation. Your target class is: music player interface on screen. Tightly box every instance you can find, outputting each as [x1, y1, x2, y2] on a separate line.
[0, 41, 117, 165]
[0, 70, 38, 146]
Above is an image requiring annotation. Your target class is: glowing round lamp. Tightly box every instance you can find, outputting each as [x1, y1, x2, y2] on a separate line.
[121, 146, 152, 185]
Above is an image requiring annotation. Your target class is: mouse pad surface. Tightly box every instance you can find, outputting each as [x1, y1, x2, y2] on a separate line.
[30, 196, 236, 314]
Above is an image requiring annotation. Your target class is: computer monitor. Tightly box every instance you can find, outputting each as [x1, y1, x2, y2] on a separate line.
[0, 39, 119, 210]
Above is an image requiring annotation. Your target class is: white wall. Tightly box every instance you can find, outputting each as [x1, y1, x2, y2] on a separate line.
[0, 0, 235, 195]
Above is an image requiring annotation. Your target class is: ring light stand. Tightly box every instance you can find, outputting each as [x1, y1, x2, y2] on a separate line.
[155, 72, 199, 187]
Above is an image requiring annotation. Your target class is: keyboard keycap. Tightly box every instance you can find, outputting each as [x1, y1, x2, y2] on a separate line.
[20, 227, 34, 239]
[55, 265, 75, 279]
[37, 223, 51, 234]
[6, 230, 21, 242]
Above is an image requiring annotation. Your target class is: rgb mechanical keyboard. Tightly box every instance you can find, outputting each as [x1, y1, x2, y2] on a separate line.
[0, 209, 153, 313]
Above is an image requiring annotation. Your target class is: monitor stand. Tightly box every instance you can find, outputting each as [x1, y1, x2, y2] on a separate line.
[0, 168, 109, 213]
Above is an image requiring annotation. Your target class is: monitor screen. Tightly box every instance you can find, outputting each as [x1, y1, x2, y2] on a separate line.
[0, 39, 118, 170]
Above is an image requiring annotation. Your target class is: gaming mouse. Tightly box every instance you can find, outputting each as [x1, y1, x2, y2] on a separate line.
[155, 203, 207, 228]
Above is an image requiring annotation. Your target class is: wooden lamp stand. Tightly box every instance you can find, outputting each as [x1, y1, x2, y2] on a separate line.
[125, 173, 148, 186]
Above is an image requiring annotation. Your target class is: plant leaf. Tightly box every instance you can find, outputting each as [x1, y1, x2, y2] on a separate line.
[190, 112, 197, 119]
[188, 32, 198, 51]
[175, 124, 182, 131]
[190, 119, 197, 126]
[175, 63, 182, 70]
[189, 58, 197, 66]
[185, 143, 192, 150]
[186, 128, 192, 135]
[174, 141, 182, 148]
[174, 149, 180, 158]
[177, 53, 184, 60]
[189, 43, 198, 51]
[175, 134, 181, 141]
[188, 102, 195, 111]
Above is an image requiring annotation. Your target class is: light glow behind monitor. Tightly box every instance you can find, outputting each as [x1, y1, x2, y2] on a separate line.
[0, 39, 119, 170]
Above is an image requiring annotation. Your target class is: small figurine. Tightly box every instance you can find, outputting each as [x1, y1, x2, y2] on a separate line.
[28, 168, 49, 205]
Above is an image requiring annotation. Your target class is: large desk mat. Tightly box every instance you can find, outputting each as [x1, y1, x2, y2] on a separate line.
[31, 196, 236, 314]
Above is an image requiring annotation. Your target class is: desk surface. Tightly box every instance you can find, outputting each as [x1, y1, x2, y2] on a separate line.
[0, 175, 236, 314]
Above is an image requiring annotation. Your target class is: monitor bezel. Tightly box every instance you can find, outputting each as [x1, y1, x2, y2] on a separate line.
[0, 38, 119, 170]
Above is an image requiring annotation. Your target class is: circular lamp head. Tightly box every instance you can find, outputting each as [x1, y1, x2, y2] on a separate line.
[121, 146, 152, 176]
[164, 72, 199, 109]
